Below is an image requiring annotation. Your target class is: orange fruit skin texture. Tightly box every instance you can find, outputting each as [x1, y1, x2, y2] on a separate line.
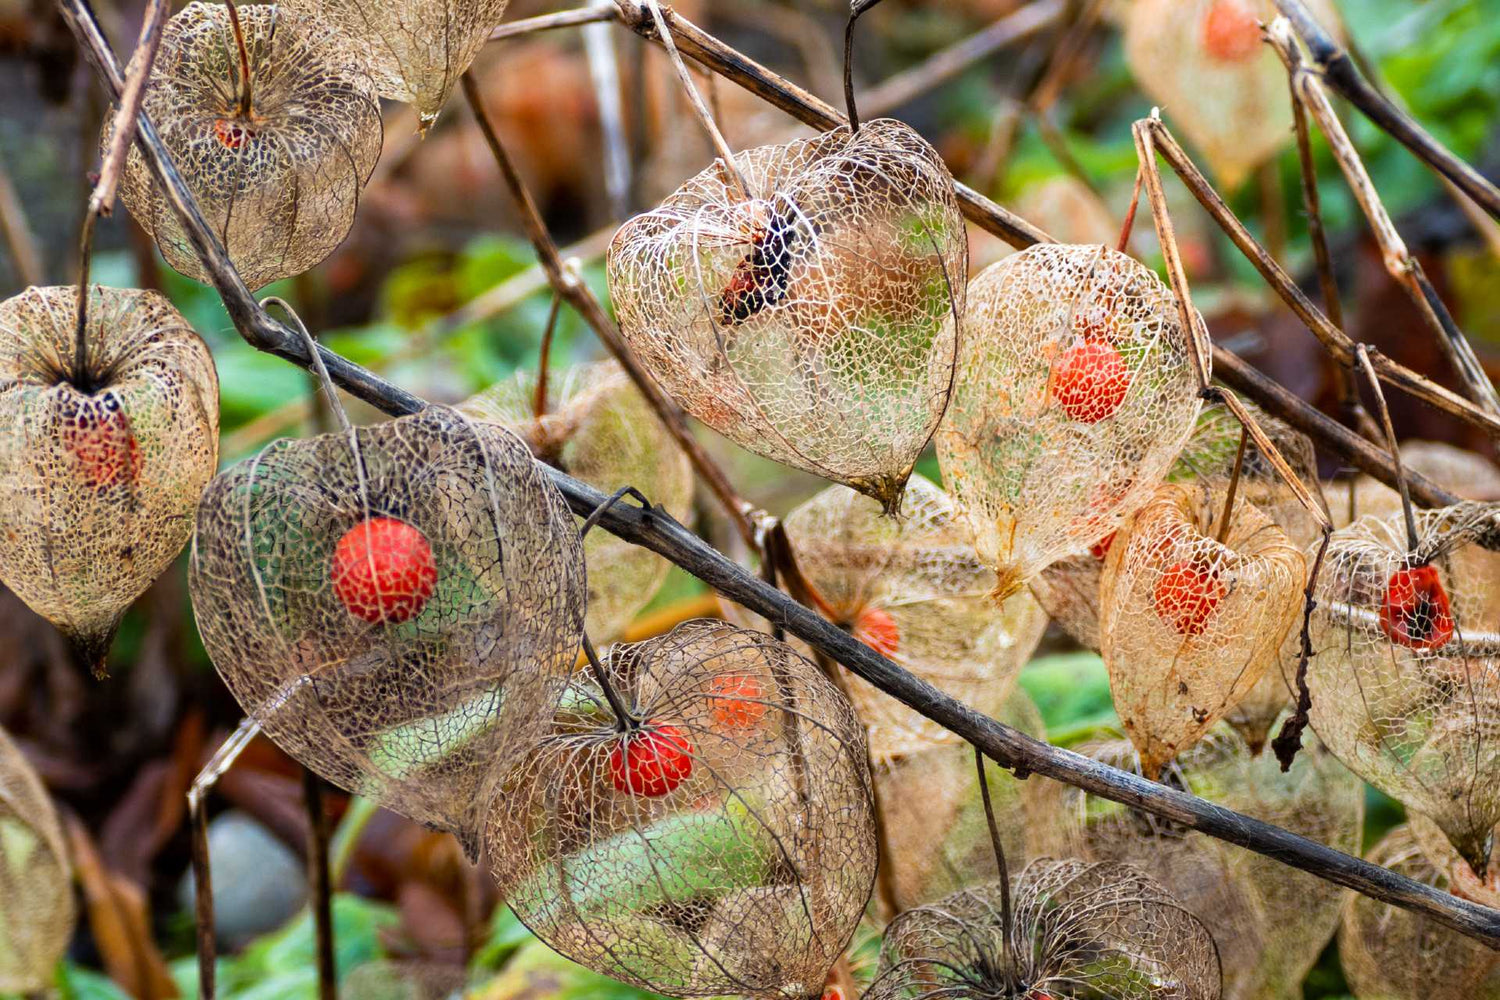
[706, 673, 769, 729]
[1051, 340, 1131, 424]
[1088, 531, 1117, 560]
[852, 606, 901, 658]
[61, 402, 142, 489]
[608, 723, 695, 797]
[330, 517, 438, 625]
[1202, 0, 1263, 62]
[1379, 564, 1456, 651]
[1152, 560, 1226, 637]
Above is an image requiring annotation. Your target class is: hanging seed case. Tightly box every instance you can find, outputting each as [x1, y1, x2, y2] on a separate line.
[1124, 0, 1342, 189]
[1041, 727, 1362, 1000]
[1339, 824, 1500, 1000]
[875, 687, 1050, 911]
[865, 859, 1223, 1000]
[116, 3, 382, 290]
[0, 286, 219, 672]
[189, 406, 585, 852]
[458, 361, 694, 644]
[936, 244, 1201, 600]
[1308, 501, 1500, 876]
[608, 119, 966, 511]
[782, 474, 1048, 759]
[1100, 481, 1305, 776]
[484, 620, 877, 999]
[0, 726, 75, 994]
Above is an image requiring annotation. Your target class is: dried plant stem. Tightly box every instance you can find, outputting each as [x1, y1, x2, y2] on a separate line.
[1216, 425, 1249, 544]
[71, 215, 96, 390]
[843, 0, 893, 132]
[459, 72, 759, 552]
[1355, 345, 1420, 551]
[644, 0, 748, 199]
[533, 290, 562, 418]
[302, 769, 337, 1000]
[974, 745, 1018, 986]
[91, 0, 168, 218]
[487, 4, 617, 43]
[0, 156, 43, 286]
[223, 0, 253, 117]
[1271, 524, 1332, 770]
[1117, 165, 1143, 253]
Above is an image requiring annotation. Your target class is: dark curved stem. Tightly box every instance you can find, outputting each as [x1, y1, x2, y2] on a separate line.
[1215, 425, 1249, 545]
[72, 213, 96, 391]
[223, 0, 253, 117]
[843, 0, 894, 132]
[1273, 525, 1332, 771]
[974, 745, 1017, 986]
[582, 634, 634, 732]
[302, 769, 336, 1000]
[533, 290, 562, 418]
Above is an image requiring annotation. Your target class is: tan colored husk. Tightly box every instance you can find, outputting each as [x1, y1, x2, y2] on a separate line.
[484, 620, 877, 1000]
[1124, 0, 1343, 189]
[188, 406, 585, 855]
[279, 0, 507, 125]
[117, 3, 382, 290]
[865, 858, 1223, 1000]
[0, 286, 219, 673]
[782, 474, 1048, 759]
[936, 243, 1202, 597]
[458, 361, 694, 644]
[1040, 726, 1362, 1000]
[1101, 482, 1306, 777]
[608, 119, 966, 511]
[1339, 824, 1500, 1000]
[1308, 502, 1500, 876]
[1332, 440, 1500, 530]
[0, 725, 75, 993]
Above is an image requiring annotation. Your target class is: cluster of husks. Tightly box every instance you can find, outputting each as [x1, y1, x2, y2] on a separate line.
[0, 725, 75, 994]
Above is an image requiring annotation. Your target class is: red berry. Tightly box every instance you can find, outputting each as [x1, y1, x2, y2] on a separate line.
[609, 722, 694, 797]
[330, 517, 437, 624]
[1379, 564, 1455, 651]
[213, 117, 255, 149]
[1089, 532, 1118, 560]
[852, 607, 900, 658]
[62, 402, 142, 488]
[707, 673, 768, 730]
[1052, 341, 1131, 424]
[1153, 560, 1225, 636]
[1202, 0, 1262, 62]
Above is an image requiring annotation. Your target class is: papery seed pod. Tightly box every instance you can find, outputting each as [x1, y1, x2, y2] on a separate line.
[279, 0, 506, 126]
[1125, 0, 1342, 189]
[485, 620, 877, 999]
[865, 859, 1222, 1000]
[0, 286, 219, 673]
[1101, 482, 1305, 777]
[459, 362, 694, 644]
[116, 2, 382, 290]
[1041, 726, 1362, 1000]
[1332, 441, 1500, 530]
[936, 244, 1202, 600]
[608, 119, 966, 512]
[189, 406, 585, 854]
[0, 726, 75, 994]
[782, 475, 1048, 759]
[1339, 824, 1500, 1000]
[876, 687, 1050, 911]
[1308, 501, 1500, 876]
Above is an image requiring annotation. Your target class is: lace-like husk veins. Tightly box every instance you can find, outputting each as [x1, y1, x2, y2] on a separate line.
[782, 475, 1048, 760]
[188, 406, 585, 850]
[458, 361, 694, 644]
[0, 286, 219, 663]
[1124, 0, 1341, 189]
[484, 620, 877, 999]
[876, 687, 1050, 911]
[0, 726, 75, 994]
[1308, 502, 1500, 874]
[1101, 483, 1305, 778]
[117, 3, 382, 290]
[936, 244, 1201, 599]
[866, 859, 1223, 1000]
[1040, 729, 1361, 1000]
[1339, 825, 1500, 1000]
[608, 119, 966, 511]
[279, 0, 506, 123]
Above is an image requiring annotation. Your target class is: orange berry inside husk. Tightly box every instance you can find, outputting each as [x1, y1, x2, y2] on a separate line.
[62, 401, 142, 489]
[213, 117, 255, 149]
[1379, 564, 1455, 651]
[1052, 341, 1131, 424]
[707, 673, 768, 729]
[1202, 0, 1262, 62]
[1090, 531, 1118, 560]
[1153, 559, 1225, 636]
[330, 516, 438, 624]
[609, 722, 694, 797]
[852, 607, 901, 658]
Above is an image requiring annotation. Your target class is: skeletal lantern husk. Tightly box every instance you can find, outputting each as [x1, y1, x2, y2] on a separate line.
[936, 243, 1202, 601]
[1100, 481, 1305, 777]
[0, 725, 75, 993]
[1308, 502, 1500, 877]
[782, 474, 1048, 760]
[458, 362, 694, 644]
[608, 119, 966, 512]
[1040, 727, 1362, 1000]
[876, 686, 1050, 911]
[1339, 824, 1500, 1000]
[1124, 0, 1342, 189]
[484, 620, 877, 1000]
[865, 859, 1223, 1000]
[280, 0, 506, 125]
[116, 3, 382, 290]
[0, 286, 219, 673]
[188, 406, 585, 854]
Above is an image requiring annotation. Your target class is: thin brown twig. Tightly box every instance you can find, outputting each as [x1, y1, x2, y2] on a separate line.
[302, 769, 336, 1000]
[534, 290, 562, 419]
[0, 155, 44, 286]
[487, 4, 617, 42]
[1216, 424, 1249, 544]
[1271, 524, 1332, 770]
[90, 0, 168, 218]
[1355, 345, 1420, 551]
